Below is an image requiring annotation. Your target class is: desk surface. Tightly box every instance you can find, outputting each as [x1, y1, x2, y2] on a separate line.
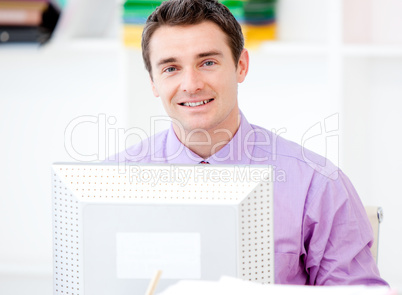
[0, 274, 52, 295]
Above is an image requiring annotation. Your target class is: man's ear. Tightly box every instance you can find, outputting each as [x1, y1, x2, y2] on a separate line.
[237, 48, 249, 83]
[150, 75, 160, 97]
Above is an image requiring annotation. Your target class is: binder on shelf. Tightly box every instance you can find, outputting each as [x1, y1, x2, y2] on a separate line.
[123, 0, 163, 48]
[243, 0, 277, 48]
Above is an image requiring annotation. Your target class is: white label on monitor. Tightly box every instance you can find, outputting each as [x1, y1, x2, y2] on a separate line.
[116, 232, 201, 279]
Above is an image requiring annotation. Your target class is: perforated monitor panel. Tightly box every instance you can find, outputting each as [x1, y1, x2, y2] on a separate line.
[52, 163, 274, 295]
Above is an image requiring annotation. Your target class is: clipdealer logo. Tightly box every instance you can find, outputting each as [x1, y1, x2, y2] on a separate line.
[64, 113, 340, 180]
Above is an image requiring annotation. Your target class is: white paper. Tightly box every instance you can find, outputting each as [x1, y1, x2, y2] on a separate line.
[116, 232, 201, 279]
[158, 276, 393, 295]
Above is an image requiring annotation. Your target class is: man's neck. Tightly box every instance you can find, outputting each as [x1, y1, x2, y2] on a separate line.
[173, 111, 241, 159]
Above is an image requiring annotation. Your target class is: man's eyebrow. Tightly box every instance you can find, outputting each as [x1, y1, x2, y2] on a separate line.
[197, 51, 223, 58]
[156, 51, 223, 68]
[157, 57, 177, 68]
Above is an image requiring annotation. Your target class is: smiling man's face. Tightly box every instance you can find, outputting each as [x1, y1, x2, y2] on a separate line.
[149, 21, 248, 135]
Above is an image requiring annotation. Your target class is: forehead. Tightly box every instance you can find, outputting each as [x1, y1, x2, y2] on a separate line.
[149, 21, 231, 64]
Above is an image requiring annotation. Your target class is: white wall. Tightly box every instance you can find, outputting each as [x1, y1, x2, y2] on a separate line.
[0, 42, 127, 294]
[343, 57, 402, 288]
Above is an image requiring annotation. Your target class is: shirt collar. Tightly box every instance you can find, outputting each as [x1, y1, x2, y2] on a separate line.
[164, 111, 255, 165]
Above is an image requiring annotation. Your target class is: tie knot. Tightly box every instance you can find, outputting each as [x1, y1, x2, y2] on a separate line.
[199, 161, 210, 164]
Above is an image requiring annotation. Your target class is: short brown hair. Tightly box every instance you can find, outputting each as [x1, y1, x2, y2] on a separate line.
[142, 0, 244, 76]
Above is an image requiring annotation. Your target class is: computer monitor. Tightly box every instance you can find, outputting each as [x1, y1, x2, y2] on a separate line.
[52, 163, 274, 295]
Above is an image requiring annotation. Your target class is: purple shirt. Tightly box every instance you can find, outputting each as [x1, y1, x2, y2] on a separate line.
[110, 113, 387, 286]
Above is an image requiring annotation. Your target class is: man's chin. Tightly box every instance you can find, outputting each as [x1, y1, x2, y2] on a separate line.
[173, 120, 216, 136]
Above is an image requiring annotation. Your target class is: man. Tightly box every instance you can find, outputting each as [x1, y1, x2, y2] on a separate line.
[114, 0, 388, 286]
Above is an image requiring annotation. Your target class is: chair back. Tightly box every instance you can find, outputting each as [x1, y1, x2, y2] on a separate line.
[364, 206, 383, 264]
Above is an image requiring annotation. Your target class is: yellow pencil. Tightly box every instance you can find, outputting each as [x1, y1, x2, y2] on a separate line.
[145, 270, 163, 295]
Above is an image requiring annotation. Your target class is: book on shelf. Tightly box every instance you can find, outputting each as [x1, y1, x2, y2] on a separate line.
[0, 0, 60, 44]
[0, 1, 48, 26]
[122, 0, 278, 49]
[0, 25, 50, 43]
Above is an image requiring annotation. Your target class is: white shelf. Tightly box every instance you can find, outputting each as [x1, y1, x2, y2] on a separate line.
[0, 264, 52, 276]
[6, 39, 402, 58]
[343, 44, 402, 57]
[46, 38, 123, 52]
[0, 43, 41, 52]
[258, 42, 327, 56]
[0, 38, 123, 54]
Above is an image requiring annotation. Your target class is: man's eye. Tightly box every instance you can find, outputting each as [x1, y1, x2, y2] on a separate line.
[164, 67, 176, 73]
[203, 61, 215, 66]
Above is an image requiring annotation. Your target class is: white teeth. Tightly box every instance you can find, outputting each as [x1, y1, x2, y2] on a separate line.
[183, 99, 212, 107]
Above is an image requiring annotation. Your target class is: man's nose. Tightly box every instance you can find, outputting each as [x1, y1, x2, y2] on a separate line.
[180, 68, 204, 94]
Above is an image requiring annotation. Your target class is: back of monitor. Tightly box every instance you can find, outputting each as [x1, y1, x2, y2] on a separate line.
[52, 164, 274, 295]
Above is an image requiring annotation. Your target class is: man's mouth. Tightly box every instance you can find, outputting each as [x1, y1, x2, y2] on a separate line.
[179, 99, 214, 107]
